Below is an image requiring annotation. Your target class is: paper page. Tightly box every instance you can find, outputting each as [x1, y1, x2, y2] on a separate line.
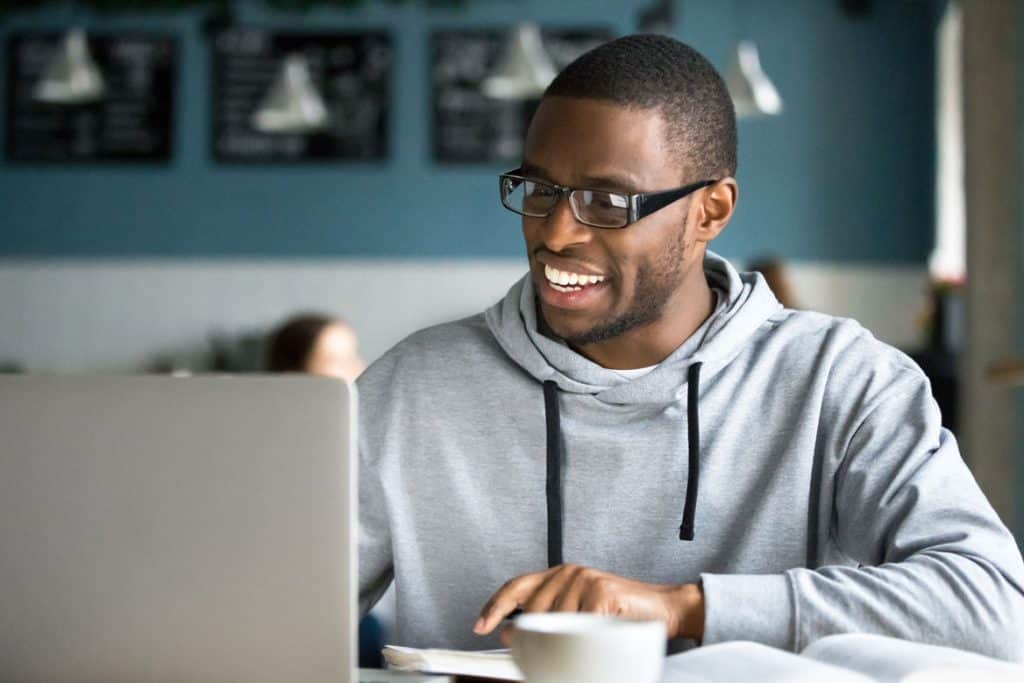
[382, 645, 523, 681]
[801, 634, 1024, 683]
[358, 669, 453, 683]
[660, 641, 874, 683]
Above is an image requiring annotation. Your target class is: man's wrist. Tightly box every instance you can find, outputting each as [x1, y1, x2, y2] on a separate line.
[667, 582, 705, 640]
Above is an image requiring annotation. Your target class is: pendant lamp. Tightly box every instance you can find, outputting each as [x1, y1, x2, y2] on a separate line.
[725, 40, 783, 119]
[252, 54, 329, 134]
[34, 28, 105, 105]
[481, 23, 557, 101]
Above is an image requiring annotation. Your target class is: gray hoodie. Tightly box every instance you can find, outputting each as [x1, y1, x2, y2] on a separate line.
[357, 252, 1024, 660]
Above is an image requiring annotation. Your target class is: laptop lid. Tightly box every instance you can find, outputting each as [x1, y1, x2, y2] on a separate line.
[0, 375, 357, 683]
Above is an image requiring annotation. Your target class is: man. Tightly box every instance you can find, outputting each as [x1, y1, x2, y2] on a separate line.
[357, 35, 1024, 659]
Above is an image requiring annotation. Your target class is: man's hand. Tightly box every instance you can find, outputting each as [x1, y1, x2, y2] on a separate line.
[472, 564, 704, 643]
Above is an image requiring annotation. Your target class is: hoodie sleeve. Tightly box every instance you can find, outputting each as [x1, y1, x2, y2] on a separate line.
[701, 372, 1024, 661]
[357, 434, 393, 616]
[356, 363, 395, 617]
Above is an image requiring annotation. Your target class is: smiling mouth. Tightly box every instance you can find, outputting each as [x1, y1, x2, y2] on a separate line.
[544, 264, 607, 292]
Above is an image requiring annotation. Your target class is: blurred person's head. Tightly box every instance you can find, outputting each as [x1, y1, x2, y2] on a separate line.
[510, 34, 738, 363]
[266, 313, 364, 382]
[748, 257, 799, 309]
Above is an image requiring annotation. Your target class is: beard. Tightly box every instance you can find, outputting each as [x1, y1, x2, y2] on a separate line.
[559, 231, 691, 347]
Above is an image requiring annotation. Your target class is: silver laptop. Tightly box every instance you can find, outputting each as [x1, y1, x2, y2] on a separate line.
[0, 375, 360, 683]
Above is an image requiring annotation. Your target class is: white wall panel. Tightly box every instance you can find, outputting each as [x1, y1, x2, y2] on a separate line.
[0, 259, 928, 372]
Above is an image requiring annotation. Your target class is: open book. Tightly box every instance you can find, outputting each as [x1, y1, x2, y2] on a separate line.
[666, 633, 1023, 682]
[382, 645, 522, 681]
[383, 634, 1023, 682]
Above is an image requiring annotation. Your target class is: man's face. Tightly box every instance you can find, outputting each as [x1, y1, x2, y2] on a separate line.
[520, 97, 705, 347]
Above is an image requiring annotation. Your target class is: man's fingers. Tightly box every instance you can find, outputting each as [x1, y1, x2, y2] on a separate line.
[499, 624, 516, 647]
[579, 576, 621, 616]
[522, 564, 579, 614]
[473, 593, 520, 635]
[474, 571, 549, 635]
[550, 567, 588, 612]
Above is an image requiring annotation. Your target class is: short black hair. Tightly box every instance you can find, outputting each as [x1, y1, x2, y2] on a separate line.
[266, 313, 337, 372]
[544, 34, 737, 180]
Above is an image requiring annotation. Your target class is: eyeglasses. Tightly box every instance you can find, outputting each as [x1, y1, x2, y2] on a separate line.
[499, 169, 717, 229]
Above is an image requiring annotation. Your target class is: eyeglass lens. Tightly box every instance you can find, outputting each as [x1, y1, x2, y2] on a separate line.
[501, 176, 629, 228]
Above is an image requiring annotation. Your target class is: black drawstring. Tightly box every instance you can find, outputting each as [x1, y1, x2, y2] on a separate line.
[543, 380, 563, 568]
[679, 362, 702, 541]
[542, 363, 704, 568]
[541, 364, 824, 567]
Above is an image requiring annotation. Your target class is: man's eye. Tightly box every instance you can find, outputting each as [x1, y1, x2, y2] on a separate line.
[528, 184, 557, 197]
[586, 193, 627, 210]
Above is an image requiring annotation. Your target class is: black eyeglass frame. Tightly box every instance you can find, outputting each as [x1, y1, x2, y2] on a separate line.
[499, 168, 718, 229]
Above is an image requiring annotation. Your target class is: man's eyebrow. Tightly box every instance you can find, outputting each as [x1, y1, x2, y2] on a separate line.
[519, 162, 641, 193]
[576, 173, 642, 193]
[518, 161, 551, 180]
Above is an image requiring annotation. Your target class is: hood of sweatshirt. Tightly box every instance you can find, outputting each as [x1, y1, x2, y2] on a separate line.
[484, 251, 782, 406]
[486, 251, 784, 548]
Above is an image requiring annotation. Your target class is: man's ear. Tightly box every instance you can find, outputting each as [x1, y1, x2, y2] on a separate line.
[692, 178, 738, 242]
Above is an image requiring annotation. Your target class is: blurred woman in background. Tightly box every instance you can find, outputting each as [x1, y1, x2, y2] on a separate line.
[267, 313, 365, 382]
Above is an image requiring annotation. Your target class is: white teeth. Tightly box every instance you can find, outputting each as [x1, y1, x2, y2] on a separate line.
[544, 264, 605, 288]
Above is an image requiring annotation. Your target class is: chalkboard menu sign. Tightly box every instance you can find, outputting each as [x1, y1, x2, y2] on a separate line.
[431, 28, 611, 164]
[5, 32, 177, 163]
[212, 30, 391, 162]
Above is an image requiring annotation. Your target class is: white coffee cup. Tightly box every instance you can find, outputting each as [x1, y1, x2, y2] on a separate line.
[510, 612, 666, 683]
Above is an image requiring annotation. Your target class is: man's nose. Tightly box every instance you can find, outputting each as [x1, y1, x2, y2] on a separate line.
[541, 194, 591, 253]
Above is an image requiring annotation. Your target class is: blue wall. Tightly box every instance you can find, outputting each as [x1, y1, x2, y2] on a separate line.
[0, 0, 937, 261]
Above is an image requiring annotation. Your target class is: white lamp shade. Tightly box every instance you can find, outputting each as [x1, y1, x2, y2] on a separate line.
[252, 54, 329, 134]
[33, 28, 106, 105]
[481, 23, 557, 101]
[726, 40, 783, 119]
